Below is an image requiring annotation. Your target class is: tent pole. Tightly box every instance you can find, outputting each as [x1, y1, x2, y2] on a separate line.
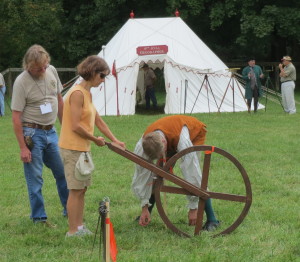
[102, 45, 107, 116]
[218, 74, 234, 113]
[232, 76, 235, 112]
[116, 78, 120, 116]
[190, 74, 206, 114]
[204, 75, 219, 113]
[184, 80, 188, 114]
[104, 83, 107, 116]
[206, 78, 210, 113]
[112, 60, 120, 116]
[180, 80, 182, 114]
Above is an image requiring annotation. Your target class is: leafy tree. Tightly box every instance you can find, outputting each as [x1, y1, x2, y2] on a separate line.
[1, 0, 299, 72]
[207, 0, 300, 60]
[61, 0, 173, 66]
[0, 0, 64, 70]
[61, 0, 125, 66]
[161, 0, 300, 61]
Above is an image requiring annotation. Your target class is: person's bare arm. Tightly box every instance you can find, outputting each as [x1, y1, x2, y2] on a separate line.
[12, 110, 32, 163]
[95, 113, 125, 148]
[57, 93, 64, 124]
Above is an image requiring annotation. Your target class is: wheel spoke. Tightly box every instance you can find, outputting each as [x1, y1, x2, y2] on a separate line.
[194, 150, 213, 235]
[209, 192, 248, 202]
[201, 150, 213, 189]
[160, 185, 193, 195]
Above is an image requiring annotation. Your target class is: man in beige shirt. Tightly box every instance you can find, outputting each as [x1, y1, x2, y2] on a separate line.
[278, 56, 296, 114]
[11, 45, 68, 226]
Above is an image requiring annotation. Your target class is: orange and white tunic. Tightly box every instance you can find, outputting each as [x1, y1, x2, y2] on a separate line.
[132, 115, 207, 209]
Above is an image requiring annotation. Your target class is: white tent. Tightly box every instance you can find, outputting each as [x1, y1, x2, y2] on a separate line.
[91, 17, 258, 115]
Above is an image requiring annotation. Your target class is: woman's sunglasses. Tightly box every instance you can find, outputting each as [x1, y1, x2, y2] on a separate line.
[99, 72, 109, 79]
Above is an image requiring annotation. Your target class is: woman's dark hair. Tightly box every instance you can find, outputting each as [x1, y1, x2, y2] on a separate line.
[77, 55, 110, 81]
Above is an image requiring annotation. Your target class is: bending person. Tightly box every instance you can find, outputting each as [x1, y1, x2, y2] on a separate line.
[132, 115, 219, 231]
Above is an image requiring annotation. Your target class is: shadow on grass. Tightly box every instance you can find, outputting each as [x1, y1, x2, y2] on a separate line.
[135, 104, 165, 115]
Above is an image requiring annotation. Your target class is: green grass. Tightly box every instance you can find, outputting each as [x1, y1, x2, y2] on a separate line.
[0, 91, 300, 262]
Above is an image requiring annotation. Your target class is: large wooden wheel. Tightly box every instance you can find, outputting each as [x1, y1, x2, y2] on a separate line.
[153, 145, 252, 237]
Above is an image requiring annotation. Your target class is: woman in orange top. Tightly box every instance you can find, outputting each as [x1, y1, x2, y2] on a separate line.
[59, 55, 125, 237]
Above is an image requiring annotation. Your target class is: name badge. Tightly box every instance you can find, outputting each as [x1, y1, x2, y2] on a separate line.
[40, 103, 52, 114]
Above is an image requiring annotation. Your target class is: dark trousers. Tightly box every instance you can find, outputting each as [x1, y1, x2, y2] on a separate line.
[247, 87, 259, 112]
[145, 86, 157, 109]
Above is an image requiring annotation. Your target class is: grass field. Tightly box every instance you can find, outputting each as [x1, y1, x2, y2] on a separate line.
[0, 91, 299, 262]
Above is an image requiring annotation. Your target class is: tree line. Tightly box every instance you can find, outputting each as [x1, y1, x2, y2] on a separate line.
[1, 0, 300, 71]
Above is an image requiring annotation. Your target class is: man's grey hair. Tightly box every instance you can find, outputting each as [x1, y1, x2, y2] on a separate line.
[142, 132, 165, 161]
[22, 44, 50, 70]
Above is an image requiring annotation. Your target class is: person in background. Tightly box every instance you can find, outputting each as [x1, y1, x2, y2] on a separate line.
[132, 115, 219, 231]
[59, 55, 125, 237]
[11, 44, 69, 227]
[242, 58, 264, 113]
[0, 72, 6, 116]
[279, 56, 296, 114]
[141, 63, 157, 110]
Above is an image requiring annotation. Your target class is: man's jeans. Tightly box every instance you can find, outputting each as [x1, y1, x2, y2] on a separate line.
[0, 86, 6, 116]
[23, 127, 69, 221]
[145, 86, 157, 109]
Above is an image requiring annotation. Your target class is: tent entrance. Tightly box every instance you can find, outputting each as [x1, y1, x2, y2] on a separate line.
[135, 63, 166, 114]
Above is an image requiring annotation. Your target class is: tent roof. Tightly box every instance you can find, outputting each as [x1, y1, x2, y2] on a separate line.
[99, 17, 228, 73]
